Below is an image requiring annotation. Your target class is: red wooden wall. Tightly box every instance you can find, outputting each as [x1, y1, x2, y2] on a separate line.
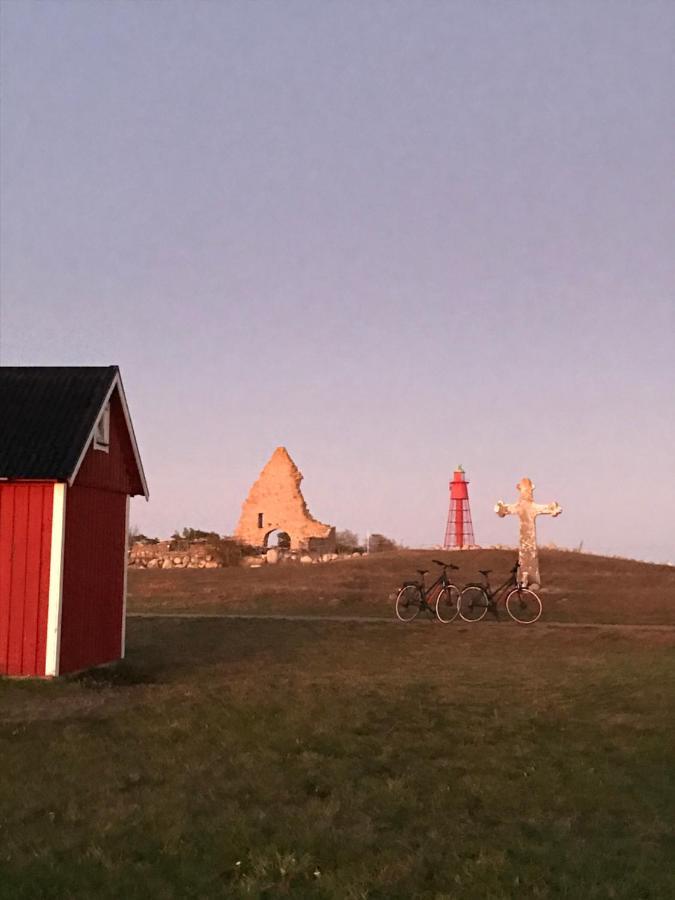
[0, 483, 53, 676]
[57, 386, 136, 674]
[75, 390, 143, 496]
[59, 484, 127, 674]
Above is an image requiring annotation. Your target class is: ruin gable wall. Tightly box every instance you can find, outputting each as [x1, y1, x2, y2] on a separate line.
[234, 446, 335, 552]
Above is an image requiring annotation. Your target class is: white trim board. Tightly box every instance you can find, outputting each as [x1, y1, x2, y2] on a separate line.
[121, 495, 130, 658]
[45, 483, 67, 677]
[68, 370, 149, 499]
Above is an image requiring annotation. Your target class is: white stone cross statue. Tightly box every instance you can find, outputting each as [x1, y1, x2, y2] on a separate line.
[495, 478, 562, 590]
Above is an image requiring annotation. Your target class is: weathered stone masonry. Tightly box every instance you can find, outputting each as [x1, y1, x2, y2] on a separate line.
[235, 446, 336, 553]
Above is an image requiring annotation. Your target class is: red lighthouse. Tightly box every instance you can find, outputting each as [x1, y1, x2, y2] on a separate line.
[443, 465, 475, 550]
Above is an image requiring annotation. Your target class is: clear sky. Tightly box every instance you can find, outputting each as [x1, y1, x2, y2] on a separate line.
[1, 1, 673, 562]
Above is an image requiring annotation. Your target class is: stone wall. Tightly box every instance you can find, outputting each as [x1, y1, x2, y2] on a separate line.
[258, 548, 341, 566]
[128, 538, 356, 569]
[129, 540, 221, 569]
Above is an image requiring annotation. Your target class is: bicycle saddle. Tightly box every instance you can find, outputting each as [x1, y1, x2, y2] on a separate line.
[479, 569, 492, 576]
[417, 569, 429, 576]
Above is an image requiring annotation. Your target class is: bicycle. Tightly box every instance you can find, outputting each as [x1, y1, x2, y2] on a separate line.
[458, 561, 543, 624]
[394, 559, 462, 623]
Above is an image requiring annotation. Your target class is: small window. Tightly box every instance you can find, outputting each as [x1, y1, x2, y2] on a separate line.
[257, 513, 264, 529]
[93, 404, 110, 452]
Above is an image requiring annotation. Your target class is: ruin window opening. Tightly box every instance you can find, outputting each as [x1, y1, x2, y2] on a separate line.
[257, 513, 263, 529]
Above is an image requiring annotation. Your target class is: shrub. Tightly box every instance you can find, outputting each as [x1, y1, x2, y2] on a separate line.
[130, 531, 159, 545]
[171, 527, 220, 542]
[367, 533, 399, 553]
[336, 529, 363, 554]
[212, 538, 246, 567]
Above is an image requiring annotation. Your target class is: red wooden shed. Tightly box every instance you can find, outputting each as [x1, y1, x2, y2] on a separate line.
[0, 366, 148, 677]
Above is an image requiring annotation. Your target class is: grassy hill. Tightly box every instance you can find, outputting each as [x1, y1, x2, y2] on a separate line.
[128, 548, 675, 624]
[1, 615, 674, 897]
[1, 549, 674, 897]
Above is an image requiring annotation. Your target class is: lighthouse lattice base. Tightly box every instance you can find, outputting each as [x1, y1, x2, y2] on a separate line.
[443, 466, 476, 550]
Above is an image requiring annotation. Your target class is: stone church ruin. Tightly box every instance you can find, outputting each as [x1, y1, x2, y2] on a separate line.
[235, 446, 336, 554]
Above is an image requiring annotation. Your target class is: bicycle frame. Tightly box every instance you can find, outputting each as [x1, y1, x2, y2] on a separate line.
[470, 563, 522, 617]
[422, 571, 449, 599]
[460, 561, 543, 624]
[396, 560, 461, 621]
[482, 572, 518, 607]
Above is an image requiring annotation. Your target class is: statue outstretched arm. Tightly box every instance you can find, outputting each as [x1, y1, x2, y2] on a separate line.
[494, 501, 518, 518]
[533, 502, 562, 517]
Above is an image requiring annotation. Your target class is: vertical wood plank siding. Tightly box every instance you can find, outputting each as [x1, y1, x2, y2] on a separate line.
[57, 385, 139, 674]
[59, 485, 126, 674]
[0, 484, 54, 676]
[74, 391, 141, 495]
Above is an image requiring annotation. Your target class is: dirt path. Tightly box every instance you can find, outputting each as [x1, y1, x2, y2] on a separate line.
[127, 612, 675, 631]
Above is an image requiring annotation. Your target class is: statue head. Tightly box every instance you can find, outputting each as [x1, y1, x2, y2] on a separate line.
[517, 478, 534, 501]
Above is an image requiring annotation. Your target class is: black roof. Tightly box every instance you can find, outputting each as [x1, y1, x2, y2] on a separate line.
[0, 366, 118, 479]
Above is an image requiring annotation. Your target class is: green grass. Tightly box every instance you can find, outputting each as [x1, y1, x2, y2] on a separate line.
[128, 548, 675, 624]
[1, 618, 674, 898]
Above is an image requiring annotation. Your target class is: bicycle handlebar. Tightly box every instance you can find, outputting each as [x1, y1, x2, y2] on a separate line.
[432, 559, 459, 570]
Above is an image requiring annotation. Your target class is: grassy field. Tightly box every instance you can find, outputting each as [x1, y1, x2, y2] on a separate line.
[1, 612, 674, 898]
[128, 548, 675, 624]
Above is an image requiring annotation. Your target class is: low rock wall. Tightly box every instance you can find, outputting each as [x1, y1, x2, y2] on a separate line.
[257, 549, 342, 566]
[129, 540, 220, 569]
[129, 540, 363, 569]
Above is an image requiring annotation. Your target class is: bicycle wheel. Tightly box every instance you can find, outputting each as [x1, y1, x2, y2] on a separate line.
[505, 587, 542, 624]
[395, 585, 422, 622]
[459, 585, 490, 622]
[435, 585, 460, 623]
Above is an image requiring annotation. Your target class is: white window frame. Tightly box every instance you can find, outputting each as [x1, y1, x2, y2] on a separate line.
[93, 403, 110, 452]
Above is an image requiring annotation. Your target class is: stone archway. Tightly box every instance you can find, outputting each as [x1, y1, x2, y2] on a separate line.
[264, 529, 291, 550]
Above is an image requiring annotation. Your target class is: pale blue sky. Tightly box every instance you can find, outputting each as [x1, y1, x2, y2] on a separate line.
[1, 1, 673, 561]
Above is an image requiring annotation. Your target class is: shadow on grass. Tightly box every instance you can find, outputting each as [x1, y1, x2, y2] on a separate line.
[72, 617, 317, 688]
[70, 659, 156, 688]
